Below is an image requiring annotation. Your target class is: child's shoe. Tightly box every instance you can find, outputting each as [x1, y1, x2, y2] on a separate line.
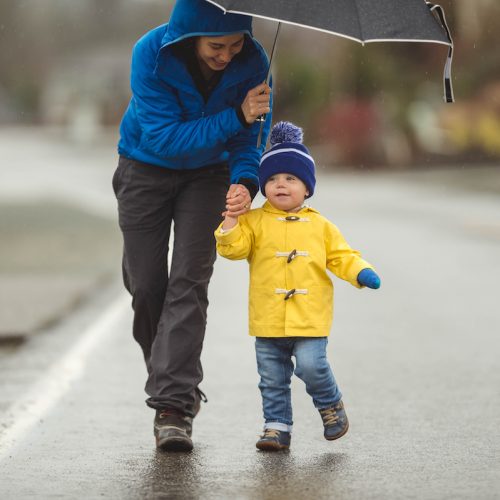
[319, 400, 349, 441]
[256, 428, 291, 451]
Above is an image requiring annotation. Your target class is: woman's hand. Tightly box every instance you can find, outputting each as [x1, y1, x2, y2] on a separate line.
[240, 83, 271, 124]
[223, 184, 251, 217]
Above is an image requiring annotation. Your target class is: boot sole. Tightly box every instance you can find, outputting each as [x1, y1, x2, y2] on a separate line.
[156, 435, 193, 452]
[325, 421, 349, 441]
[256, 441, 290, 451]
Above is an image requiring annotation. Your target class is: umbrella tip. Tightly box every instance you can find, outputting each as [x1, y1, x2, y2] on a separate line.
[270, 121, 303, 146]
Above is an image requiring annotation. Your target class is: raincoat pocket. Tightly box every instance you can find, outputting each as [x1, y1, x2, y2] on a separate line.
[309, 285, 333, 328]
[287, 285, 333, 332]
[250, 287, 284, 329]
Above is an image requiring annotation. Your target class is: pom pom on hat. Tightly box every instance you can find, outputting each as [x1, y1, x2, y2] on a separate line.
[259, 122, 316, 198]
[270, 121, 303, 146]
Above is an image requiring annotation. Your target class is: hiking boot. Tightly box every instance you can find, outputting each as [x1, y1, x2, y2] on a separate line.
[154, 409, 193, 452]
[256, 428, 291, 451]
[319, 400, 349, 441]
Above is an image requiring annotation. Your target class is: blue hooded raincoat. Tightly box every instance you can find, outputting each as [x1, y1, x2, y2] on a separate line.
[118, 0, 272, 186]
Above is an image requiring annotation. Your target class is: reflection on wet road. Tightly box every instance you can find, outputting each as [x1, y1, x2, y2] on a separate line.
[135, 449, 348, 499]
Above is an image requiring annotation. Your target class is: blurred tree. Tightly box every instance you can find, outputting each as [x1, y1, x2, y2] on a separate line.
[0, 0, 169, 122]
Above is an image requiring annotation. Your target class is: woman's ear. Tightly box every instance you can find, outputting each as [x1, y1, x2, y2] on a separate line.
[305, 190, 309, 198]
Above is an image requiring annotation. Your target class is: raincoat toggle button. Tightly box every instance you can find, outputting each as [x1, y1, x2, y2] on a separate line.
[287, 249, 297, 263]
[285, 215, 300, 221]
[284, 288, 296, 300]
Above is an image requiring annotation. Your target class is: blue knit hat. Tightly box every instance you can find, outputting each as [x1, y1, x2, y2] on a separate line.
[259, 122, 316, 198]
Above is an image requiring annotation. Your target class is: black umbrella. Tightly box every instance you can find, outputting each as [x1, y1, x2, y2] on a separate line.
[206, 0, 454, 106]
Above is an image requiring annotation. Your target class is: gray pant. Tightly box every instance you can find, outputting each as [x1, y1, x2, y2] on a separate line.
[113, 156, 229, 416]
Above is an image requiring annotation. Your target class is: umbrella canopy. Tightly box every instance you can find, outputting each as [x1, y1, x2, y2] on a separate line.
[205, 0, 454, 102]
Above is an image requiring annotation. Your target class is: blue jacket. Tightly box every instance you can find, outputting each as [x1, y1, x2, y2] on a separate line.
[118, 0, 272, 186]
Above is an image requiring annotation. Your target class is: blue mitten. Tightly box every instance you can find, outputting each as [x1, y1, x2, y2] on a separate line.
[357, 268, 381, 289]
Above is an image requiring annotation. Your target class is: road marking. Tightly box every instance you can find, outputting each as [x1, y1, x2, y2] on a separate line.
[0, 293, 130, 460]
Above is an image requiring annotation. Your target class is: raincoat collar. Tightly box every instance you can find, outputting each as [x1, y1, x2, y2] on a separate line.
[261, 200, 320, 216]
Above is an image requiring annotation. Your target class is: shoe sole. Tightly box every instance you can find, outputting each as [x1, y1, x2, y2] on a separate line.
[256, 441, 290, 451]
[324, 421, 349, 441]
[156, 435, 193, 452]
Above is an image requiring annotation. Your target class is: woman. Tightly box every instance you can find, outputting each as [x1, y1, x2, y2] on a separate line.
[113, 0, 272, 451]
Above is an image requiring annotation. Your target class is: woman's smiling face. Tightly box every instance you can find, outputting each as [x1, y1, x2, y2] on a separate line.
[195, 34, 245, 73]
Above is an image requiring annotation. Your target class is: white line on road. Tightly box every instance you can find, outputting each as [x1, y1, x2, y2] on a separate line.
[0, 293, 130, 460]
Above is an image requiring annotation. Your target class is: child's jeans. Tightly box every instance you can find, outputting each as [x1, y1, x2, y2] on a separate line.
[255, 337, 342, 433]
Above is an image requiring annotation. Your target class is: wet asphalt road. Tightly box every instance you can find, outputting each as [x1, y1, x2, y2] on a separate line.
[1, 140, 500, 498]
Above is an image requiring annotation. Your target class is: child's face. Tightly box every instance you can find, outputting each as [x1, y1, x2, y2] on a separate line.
[264, 173, 309, 213]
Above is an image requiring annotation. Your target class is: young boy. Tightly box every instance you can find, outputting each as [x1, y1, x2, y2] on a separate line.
[214, 122, 381, 451]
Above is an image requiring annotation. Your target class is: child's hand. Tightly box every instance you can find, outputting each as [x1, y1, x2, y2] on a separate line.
[357, 268, 381, 289]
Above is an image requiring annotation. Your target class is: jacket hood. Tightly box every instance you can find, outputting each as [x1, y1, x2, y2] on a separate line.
[163, 0, 253, 46]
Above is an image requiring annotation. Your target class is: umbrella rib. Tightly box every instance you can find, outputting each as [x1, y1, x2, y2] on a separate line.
[352, 0, 365, 44]
[363, 38, 451, 46]
[204, 0, 227, 13]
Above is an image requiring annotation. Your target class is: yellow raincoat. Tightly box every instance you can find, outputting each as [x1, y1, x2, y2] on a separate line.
[215, 201, 374, 338]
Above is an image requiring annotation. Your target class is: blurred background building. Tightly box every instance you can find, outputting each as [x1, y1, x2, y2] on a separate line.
[1, 0, 499, 169]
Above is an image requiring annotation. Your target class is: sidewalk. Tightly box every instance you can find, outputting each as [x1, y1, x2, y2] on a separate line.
[0, 127, 122, 340]
[0, 200, 122, 339]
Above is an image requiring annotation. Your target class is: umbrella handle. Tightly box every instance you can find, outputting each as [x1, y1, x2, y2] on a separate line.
[427, 3, 454, 103]
[257, 22, 282, 148]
